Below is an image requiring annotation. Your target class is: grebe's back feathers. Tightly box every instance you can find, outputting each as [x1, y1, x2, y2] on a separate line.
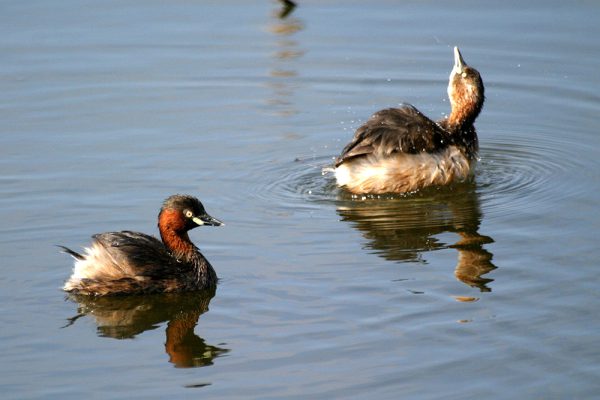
[335, 104, 447, 167]
[91, 231, 181, 279]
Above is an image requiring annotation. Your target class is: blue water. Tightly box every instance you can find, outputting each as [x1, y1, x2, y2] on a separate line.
[1, 0, 599, 398]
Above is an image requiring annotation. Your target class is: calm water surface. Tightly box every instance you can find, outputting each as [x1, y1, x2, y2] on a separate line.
[1, 0, 599, 398]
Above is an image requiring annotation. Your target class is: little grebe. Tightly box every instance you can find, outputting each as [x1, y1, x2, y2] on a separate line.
[61, 194, 223, 296]
[334, 47, 485, 194]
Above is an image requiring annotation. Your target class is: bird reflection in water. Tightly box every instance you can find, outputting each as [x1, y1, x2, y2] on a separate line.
[266, 0, 304, 118]
[64, 289, 229, 368]
[276, 0, 297, 19]
[336, 182, 496, 292]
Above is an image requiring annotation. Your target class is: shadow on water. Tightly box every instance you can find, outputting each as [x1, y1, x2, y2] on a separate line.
[64, 289, 229, 368]
[335, 182, 497, 292]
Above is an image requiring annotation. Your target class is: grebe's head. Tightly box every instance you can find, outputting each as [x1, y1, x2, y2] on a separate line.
[447, 47, 484, 122]
[159, 194, 223, 233]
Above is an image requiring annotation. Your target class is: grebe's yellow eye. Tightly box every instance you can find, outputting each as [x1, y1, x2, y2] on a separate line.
[184, 210, 193, 218]
[462, 72, 467, 78]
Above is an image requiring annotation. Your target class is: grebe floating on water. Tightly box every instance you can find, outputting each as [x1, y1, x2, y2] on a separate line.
[334, 47, 484, 194]
[61, 194, 223, 296]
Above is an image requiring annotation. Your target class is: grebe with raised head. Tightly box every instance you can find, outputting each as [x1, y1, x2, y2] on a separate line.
[334, 47, 485, 194]
[61, 194, 223, 296]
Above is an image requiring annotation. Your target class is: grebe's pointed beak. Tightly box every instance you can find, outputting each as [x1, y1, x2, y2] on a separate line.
[453, 46, 466, 74]
[192, 213, 224, 227]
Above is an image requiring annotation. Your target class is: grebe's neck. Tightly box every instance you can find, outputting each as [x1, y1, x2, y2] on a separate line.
[441, 48, 484, 158]
[442, 86, 483, 159]
[160, 228, 197, 262]
[445, 65, 484, 134]
[446, 101, 481, 133]
[158, 209, 197, 263]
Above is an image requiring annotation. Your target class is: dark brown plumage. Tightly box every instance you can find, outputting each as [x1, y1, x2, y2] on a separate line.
[335, 105, 448, 166]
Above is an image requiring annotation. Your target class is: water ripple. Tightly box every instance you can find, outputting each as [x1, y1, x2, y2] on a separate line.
[249, 127, 583, 230]
[476, 131, 583, 219]
[251, 155, 338, 210]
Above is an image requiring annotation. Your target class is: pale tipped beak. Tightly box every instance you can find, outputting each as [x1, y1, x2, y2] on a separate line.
[453, 46, 466, 74]
[192, 214, 224, 227]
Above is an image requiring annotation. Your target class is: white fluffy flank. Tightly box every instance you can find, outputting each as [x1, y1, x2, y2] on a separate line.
[63, 243, 124, 291]
[334, 146, 473, 194]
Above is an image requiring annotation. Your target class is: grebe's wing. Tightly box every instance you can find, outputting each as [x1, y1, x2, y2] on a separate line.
[335, 105, 447, 166]
[92, 231, 177, 278]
